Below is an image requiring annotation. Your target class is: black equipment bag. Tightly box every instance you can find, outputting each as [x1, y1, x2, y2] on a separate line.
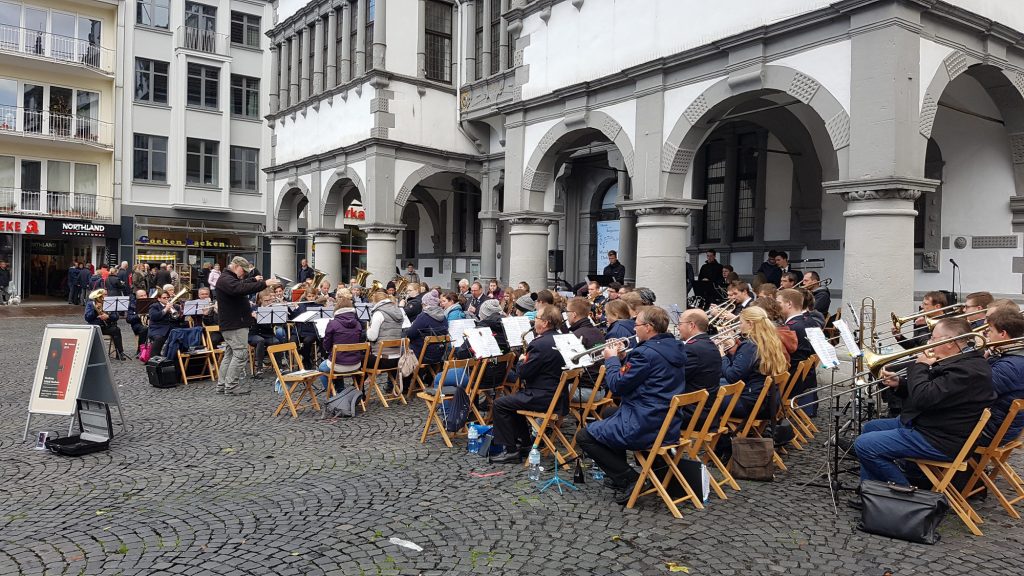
[45, 399, 113, 456]
[858, 480, 949, 544]
[146, 356, 179, 388]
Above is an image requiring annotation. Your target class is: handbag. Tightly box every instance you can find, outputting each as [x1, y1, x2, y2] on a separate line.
[138, 343, 152, 363]
[728, 436, 774, 481]
[771, 418, 795, 447]
[858, 480, 949, 544]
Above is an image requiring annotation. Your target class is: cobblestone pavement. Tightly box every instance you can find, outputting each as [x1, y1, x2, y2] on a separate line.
[1, 315, 1023, 575]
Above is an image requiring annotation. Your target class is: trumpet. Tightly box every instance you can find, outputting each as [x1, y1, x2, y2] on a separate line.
[708, 301, 737, 327]
[710, 322, 742, 344]
[571, 335, 638, 363]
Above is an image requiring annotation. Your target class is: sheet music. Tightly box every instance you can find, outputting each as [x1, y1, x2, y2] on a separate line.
[102, 296, 129, 312]
[805, 327, 840, 369]
[401, 308, 411, 329]
[501, 316, 533, 347]
[256, 307, 275, 324]
[448, 318, 477, 347]
[292, 310, 321, 323]
[315, 318, 330, 339]
[558, 291, 575, 299]
[463, 327, 502, 359]
[553, 333, 593, 369]
[661, 304, 682, 325]
[183, 298, 211, 316]
[833, 319, 862, 358]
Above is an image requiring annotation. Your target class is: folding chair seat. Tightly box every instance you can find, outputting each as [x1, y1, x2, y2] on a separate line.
[517, 369, 581, 467]
[364, 338, 409, 408]
[176, 330, 217, 385]
[727, 373, 788, 471]
[416, 358, 478, 448]
[408, 335, 451, 397]
[464, 352, 516, 425]
[267, 342, 326, 418]
[625, 390, 709, 518]
[907, 408, 991, 536]
[686, 381, 745, 499]
[962, 399, 1024, 519]
[326, 343, 371, 399]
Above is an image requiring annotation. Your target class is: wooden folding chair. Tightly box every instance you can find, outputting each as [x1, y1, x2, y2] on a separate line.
[176, 330, 217, 385]
[326, 343, 371, 399]
[569, 365, 610, 433]
[625, 390, 709, 518]
[907, 408, 992, 536]
[204, 325, 225, 380]
[518, 369, 581, 466]
[464, 352, 516, 425]
[962, 399, 1024, 519]
[364, 338, 409, 408]
[416, 358, 478, 448]
[686, 381, 745, 499]
[727, 373, 788, 471]
[408, 335, 451, 397]
[267, 342, 325, 418]
[786, 356, 820, 438]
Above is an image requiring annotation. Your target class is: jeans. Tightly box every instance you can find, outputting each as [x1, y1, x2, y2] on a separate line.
[218, 328, 250, 391]
[318, 359, 361, 391]
[854, 418, 948, 485]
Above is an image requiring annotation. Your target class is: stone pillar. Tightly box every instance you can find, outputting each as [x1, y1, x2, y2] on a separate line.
[503, 214, 555, 292]
[355, 0, 366, 76]
[313, 18, 325, 93]
[616, 171, 636, 285]
[416, 0, 426, 77]
[624, 199, 704, 309]
[498, 0, 508, 72]
[299, 27, 311, 101]
[326, 10, 338, 88]
[279, 40, 290, 108]
[363, 224, 402, 282]
[341, 2, 352, 83]
[825, 178, 937, 320]
[464, 0, 476, 83]
[479, 211, 499, 281]
[269, 235, 297, 280]
[269, 44, 280, 113]
[481, 0, 491, 76]
[289, 36, 299, 105]
[311, 232, 342, 287]
[372, 0, 386, 69]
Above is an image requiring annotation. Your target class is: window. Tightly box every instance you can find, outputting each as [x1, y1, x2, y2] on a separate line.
[230, 75, 259, 117]
[335, 8, 344, 83]
[365, 0, 374, 66]
[474, 0, 483, 79]
[187, 63, 219, 109]
[137, 0, 170, 28]
[734, 133, 758, 241]
[308, 24, 315, 94]
[230, 11, 260, 47]
[490, 2, 500, 75]
[229, 146, 259, 191]
[133, 134, 168, 182]
[184, 2, 217, 52]
[135, 58, 168, 104]
[349, 2, 358, 78]
[702, 141, 725, 243]
[75, 163, 97, 195]
[0, 78, 14, 129]
[424, 0, 452, 83]
[186, 138, 218, 185]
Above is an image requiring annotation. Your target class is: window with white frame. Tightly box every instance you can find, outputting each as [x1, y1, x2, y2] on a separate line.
[133, 133, 168, 182]
[137, 0, 170, 29]
[186, 138, 218, 185]
[230, 75, 259, 117]
[230, 11, 260, 47]
[229, 146, 258, 191]
[186, 63, 219, 109]
[424, 0, 451, 83]
[135, 58, 169, 104]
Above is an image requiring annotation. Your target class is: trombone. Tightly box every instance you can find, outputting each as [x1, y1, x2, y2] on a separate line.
[890, 303, 964, 331]
[795, 277, 833, 289]
[790, 332, 986, 409]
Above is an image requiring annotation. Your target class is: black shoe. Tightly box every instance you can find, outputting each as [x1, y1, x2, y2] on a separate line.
[116, 353, 129, 361]
[615, 478, 649, 506]
[847, 495, 864, 510]
[489, 449, 524, 465]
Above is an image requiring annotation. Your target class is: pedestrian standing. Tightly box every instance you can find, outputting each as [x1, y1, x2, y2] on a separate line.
[215, 257, 279, 395]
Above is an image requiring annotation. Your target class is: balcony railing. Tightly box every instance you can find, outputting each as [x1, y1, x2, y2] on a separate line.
[0, 188, 114, 222]
[0, 105, 113, 148]
[0, 24, 114, 75]
[177, 26, 229, 56]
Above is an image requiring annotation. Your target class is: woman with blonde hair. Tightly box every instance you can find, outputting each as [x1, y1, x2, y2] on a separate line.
[720, 306, 788, 419]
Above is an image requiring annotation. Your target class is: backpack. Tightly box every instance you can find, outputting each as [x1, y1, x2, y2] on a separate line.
[441, 386, 470, 432]
[322, 387, 364, 418]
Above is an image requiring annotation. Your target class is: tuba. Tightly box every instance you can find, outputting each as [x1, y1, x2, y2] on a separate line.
[393, 276, 408, 296]
[353, 267, 371, 286]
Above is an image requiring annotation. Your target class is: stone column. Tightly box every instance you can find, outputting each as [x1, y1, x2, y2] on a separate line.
[503, 213, 555, 292]
[289, 36, 299, 104]
[479, 211, 499, 281]
[355, 0, 366, 76]
[269, 235, 297, 280]
[341, 2, 352, 83]
[326, 10, 338, 88]
[498, 0, 508, 72]
[299, 27, 311, 101]
[623, 199, 704, 310]
[825, 178, 938, 320]
[464, 0, 476, 83]
[416, 0, 426, 77]
[269, 44, 280, 113]
[311, 231, 342, 287]
[363, 224, 402, 282]
[278, 40, 290, 108]
[372, 0, 386, 69]
[616, 170, 636, 285]
[481, 0, 491, 76]
[313, 18, 325, 94]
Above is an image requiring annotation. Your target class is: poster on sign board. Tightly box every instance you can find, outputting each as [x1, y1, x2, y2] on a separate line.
[28, 327, 92, 415]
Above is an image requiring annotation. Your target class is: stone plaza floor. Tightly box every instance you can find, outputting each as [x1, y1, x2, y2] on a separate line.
[1, 313, 1023, 575]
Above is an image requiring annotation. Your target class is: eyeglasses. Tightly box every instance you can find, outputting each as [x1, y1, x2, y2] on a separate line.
[636, 322, 652, 328]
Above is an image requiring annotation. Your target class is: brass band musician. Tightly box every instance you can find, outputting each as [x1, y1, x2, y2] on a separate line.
[85, 288, 128, 360]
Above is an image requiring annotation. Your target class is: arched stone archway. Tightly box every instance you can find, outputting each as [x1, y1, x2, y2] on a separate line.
[322, 167, 364, 230]
[274, 179, 311, 233]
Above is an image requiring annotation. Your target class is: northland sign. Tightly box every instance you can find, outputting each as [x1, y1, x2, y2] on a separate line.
[61, 222, 106, 237]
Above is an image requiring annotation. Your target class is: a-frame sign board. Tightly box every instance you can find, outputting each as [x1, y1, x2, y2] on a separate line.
[23, 324, 126, 441]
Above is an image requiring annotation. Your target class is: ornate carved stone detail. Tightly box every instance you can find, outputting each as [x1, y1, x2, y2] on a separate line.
[600, 117, 621, 142]
[1010, 71, 1024, 99]
[841, 189, 922, 202]
[396, 166, 445, 207]
[944, 51, 968, 80]
[538, 129, 559, 155]
[362, 226, 402, 236]
[634, 207, 691, 217]
[919, 94, 938, 138]
[506, 217, 555, 226]
[789, 72, 820, 104]
[661, 143, 696, 175]
[825, 111, 850, 150]
[922, 251, 939, 272]
[682, 94, 708, 125]
[622, 150, 634, 174]
[1010, 133, 1024, 165]
[522, 168, 551, 192]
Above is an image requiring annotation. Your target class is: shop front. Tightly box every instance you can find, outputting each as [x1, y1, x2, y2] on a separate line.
[131, 216, 263, 288]
[6, 217, 120, 300]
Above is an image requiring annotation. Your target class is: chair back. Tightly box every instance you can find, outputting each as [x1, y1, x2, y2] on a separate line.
[689, 381, 745, 458]
[665, 390, 709, 447]
[982, 398, 1024, 450]
[933, 409, 992, 491]
[330, 342, 371, 372]
[372, 338, 407, 371]
[531, 369, 581, 446]
[204, 325, 220, 350]
[417, 334, 451, 365]
[736, 373, 780, 437]
[431, 358, 477, 400]
[267, 342, 303, 378]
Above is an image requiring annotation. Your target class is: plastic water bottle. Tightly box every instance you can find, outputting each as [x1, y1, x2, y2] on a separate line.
[528, 447, 541, 481]
[467, 426, 479, 453]
[591, 463, 605, 482]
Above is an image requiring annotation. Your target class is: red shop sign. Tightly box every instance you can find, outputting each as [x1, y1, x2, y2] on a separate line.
[0, 217, 45, 235]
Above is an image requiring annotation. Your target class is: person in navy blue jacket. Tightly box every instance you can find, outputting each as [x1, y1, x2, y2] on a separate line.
[677, 309, 721, 424]
[982, 308, 1024, 442]
[604, 300, 635, 341]
[778, 288, 818, 416]
[720, 307, 790, 420]
[408, 291, 449, 365]
[148, 291, 180, 357]
[576, 307, 686, 496]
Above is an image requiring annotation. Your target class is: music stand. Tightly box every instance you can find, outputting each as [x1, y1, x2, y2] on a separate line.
[182, 298, 211, 316]
[586, 274, 613, 287]
[256, 307, 288, 325]
[102, 296, 129, 313]
[355, 302, 372, 322]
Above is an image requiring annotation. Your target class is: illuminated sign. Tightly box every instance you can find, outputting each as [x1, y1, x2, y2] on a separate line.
[0, 217, 44, 235]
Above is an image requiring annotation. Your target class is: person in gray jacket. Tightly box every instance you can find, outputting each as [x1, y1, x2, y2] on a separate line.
[367, 291, 405, 369]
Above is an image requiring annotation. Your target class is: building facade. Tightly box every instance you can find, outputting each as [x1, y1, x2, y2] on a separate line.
[120, 0, 273, 285]
[270, 0, 1024, 318]
[0, 0, 121, 299]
